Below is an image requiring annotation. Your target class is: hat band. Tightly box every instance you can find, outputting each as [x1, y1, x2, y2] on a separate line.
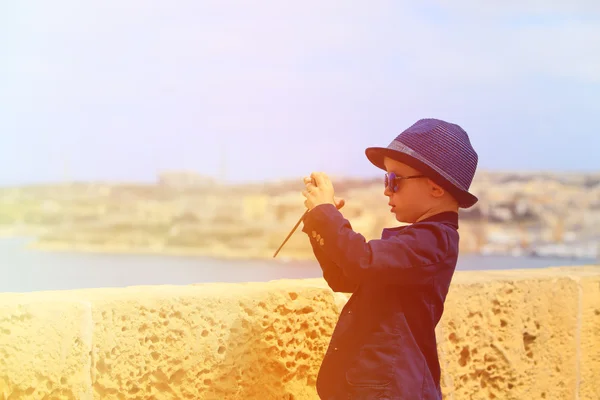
[387, 140, 468, 191]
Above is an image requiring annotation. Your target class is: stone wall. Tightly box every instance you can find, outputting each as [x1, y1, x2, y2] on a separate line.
[0, 266, 598, 400]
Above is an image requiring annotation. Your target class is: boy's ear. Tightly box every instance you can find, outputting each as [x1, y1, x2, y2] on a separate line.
[428, 178, 445, 198]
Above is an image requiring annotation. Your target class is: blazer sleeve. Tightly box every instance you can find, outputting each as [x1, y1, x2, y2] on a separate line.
[302, 204, 453, 286]
[302, 211, 358, 293]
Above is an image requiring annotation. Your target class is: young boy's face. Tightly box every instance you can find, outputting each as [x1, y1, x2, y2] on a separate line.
[383, 156, 440, 223]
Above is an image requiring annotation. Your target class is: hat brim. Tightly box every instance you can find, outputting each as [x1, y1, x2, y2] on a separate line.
[365, 146, 478, 208]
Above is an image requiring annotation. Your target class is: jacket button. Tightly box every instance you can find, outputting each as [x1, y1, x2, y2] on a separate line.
[312, 231, 317, 238]
[334, 347, 338, 351]
[319, 238, 324, 246]
[316, 234, 321, 241]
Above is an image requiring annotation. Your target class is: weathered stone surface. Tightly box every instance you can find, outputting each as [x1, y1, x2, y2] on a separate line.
[438, 269, 580, 400]
[572, 268, 600, 400]
[0, 299, 93, 399]
[0, 267, 598, 399]
[84, 281, 337, 399]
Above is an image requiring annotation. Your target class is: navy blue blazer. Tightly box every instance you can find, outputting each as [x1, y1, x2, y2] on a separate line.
[302, 204, 459, 400]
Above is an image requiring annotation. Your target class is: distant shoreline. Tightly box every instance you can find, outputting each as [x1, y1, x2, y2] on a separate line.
[1, 226, 597, 264]
[18, 238, 596, 265]
[0, 227, 314, 261]
[27, 240, 315, 262]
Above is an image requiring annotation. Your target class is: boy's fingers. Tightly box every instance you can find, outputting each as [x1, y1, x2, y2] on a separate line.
[335, 197, 345, 209]
[311, 172, 327, 187]
[321, 172, 333, 189]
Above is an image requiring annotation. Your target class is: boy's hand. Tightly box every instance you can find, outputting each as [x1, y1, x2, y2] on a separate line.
[302, 172, 345, 211]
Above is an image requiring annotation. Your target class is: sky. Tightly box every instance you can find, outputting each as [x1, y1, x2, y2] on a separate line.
[1, 1, 599, 186]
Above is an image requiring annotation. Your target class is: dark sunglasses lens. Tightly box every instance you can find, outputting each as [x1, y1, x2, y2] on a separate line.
[386, 172, 396, 192]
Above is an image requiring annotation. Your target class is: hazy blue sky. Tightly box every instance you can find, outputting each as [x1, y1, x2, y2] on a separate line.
[1, 1, 599, 186]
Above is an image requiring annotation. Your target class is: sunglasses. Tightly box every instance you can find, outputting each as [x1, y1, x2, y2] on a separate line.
[385, 172, 426, 193]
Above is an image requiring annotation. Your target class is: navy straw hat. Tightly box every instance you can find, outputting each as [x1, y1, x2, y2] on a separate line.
[365, 118, 479, 208]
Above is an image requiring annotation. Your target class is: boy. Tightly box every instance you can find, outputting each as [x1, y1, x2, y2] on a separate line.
[301, 118, 478, 399]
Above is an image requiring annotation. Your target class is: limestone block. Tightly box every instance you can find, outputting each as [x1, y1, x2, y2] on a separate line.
[577, 269, 600, 400]
[0, 299, 93, 399]
[438, 270, 579, 400]
[83, 281, 339, 400]
[529, 265, 600, 400]
[3, 268, 593, 400]
[280, 278, 351, 312]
